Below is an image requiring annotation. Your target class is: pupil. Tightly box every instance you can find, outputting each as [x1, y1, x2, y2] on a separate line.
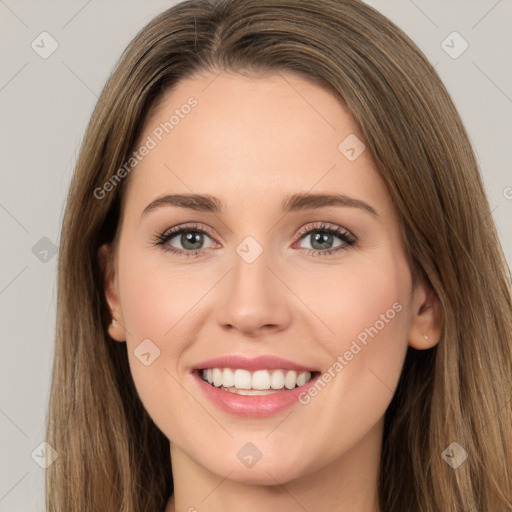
[311, 231, 332, 250]
[182, 231, 203, 250]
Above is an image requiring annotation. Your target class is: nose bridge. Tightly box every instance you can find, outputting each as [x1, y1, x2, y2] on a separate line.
[232, 236, 271, 297]
[215, 234, 291, 334]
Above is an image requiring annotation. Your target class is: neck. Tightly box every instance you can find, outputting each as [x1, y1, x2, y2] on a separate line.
[165, 419, 383, 512]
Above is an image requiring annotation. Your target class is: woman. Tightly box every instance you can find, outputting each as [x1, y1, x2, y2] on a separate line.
[46, 0, 512, 511]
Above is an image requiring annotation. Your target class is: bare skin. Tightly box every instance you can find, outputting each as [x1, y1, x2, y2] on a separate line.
[101, 70, 441, 512]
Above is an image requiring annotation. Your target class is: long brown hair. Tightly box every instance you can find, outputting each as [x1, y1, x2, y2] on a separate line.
[46, 1, 512, 510]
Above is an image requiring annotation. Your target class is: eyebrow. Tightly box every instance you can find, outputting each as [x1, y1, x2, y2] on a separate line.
[141, 192, 378, 217]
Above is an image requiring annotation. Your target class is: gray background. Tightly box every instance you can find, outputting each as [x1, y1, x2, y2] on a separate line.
[1, 1, 511, 510]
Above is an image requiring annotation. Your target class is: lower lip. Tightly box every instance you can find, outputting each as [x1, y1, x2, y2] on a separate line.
[192, 371, 319, 418]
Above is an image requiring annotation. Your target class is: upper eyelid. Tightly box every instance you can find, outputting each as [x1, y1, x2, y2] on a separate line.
[162, 223, 215, 239]
[296, 222, 352, 237]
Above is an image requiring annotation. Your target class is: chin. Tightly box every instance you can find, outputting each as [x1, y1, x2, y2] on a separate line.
[216, 461, 306, 486]
[192, 445, 313, 486]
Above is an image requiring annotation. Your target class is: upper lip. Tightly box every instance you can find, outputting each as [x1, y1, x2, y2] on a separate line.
[191, 355, 318, 373]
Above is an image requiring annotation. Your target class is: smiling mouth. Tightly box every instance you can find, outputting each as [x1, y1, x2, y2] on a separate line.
[197, 368, 320, 395]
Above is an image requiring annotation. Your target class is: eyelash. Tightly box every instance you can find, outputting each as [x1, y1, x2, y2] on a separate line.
[153, 222, 357, 258]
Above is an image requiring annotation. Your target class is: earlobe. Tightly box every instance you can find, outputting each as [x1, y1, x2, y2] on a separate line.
[98, 244, 126, 342]
[408, 282, 442, 350]
[108, 317, 127, 342]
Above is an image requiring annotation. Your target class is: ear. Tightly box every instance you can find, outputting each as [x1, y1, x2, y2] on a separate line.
[98, 243, 126, 342]
[408, 279, 442, 350]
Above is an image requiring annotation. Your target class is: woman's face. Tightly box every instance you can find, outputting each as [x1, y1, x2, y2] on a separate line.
[102, 70, 436, 485]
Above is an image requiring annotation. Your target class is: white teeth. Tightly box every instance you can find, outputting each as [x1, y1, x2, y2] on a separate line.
[296, 371, 308, 387]
[285, 370, 297, 390]
[201, 368, 313, 391]
[223, 368, 234, 387]
[270, 370, 285, 389]
[212, 368, 223, 387]
[252, 370, 271, 390]
[234, 369, 252, 389]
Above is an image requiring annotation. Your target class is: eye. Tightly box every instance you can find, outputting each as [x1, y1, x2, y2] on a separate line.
[154, 221, 357, 258]
[293, 222, 357, 257]
[154, 223, 217, 257]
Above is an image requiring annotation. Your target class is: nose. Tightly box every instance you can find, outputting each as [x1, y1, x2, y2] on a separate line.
[215, 245, 292, 337]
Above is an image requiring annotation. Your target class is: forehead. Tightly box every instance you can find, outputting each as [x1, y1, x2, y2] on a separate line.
[123, 70, 392, 219]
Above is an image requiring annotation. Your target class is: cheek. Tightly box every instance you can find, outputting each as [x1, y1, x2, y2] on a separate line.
[331, 267, 408, 361]
[115, 251, 200, 426]
[118, 250, 207, 349]
[321, 251, 411, 378]
[288, 244, 411, 346]
[294, 251, 412, 444]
